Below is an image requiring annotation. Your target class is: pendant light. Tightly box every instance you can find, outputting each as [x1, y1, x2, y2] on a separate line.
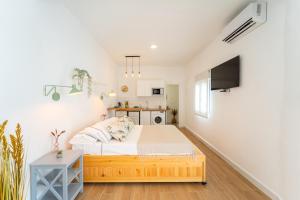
[124, 56, 141, 78]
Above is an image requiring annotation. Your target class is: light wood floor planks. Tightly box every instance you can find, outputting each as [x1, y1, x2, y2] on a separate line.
[76, 127, 270, 200]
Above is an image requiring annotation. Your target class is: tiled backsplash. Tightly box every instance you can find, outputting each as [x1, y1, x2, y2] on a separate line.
[115, 96, 166, 109]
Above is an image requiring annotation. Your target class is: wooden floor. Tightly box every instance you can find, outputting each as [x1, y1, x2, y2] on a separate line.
[76, 128, 270, 200]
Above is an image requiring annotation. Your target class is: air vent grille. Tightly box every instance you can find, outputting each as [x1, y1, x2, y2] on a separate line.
[222, 18, 256, 43]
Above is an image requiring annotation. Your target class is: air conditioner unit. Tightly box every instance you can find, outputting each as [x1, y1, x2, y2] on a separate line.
[221, 2, 267, 43]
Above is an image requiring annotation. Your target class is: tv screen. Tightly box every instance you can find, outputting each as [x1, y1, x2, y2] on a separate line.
[211, 56, 240, 90]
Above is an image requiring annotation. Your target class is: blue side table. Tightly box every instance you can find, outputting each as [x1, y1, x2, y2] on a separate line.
[30, 150, 83, 200]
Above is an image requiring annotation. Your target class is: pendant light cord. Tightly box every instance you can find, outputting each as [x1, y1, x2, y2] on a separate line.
[131, 57, 134, 74]
[125, 56, 128, 76]
[124, 56, 141, 78]
[139, 56, 141, 74]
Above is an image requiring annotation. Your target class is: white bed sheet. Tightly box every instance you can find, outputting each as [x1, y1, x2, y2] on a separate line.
[72, 143, 103, 155]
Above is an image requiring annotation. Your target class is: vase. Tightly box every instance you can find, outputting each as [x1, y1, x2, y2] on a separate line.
[53, 138, 60, 152]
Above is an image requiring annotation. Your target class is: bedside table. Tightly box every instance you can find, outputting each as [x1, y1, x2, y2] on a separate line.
[30, 150, 83, 200]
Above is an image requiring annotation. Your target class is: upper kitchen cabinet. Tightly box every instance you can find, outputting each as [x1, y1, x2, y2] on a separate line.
[137, 80, 152, 96]
[137, 80, 165, 97]
[151, 80, 165, 88]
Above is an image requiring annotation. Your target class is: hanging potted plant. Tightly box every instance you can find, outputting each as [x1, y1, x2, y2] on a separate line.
[72, 68, 92, 96]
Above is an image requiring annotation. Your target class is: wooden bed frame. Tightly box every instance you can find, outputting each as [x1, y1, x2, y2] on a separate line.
[82, 145, 206, 184]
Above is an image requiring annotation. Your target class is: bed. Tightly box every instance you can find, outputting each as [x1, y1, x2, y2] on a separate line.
[70, 122, 206, 184]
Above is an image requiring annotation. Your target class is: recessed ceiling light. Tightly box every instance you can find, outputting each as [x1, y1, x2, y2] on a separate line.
[150, 44, 157, 49]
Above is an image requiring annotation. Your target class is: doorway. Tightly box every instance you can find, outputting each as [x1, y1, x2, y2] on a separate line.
[166, 84, 179, 125]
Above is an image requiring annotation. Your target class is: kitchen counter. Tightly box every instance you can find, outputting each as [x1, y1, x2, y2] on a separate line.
[107, 107, 142, 112]
[107, 107, 168, 125]
[107, 107, 169, 112]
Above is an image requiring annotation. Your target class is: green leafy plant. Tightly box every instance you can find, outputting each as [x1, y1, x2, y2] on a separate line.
[72, 68, 92, 96]
[171, 108, 178, 124]
[0, 121, 25, 200]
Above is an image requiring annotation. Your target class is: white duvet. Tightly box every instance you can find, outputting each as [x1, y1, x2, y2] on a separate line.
[70, 122, 194, 156]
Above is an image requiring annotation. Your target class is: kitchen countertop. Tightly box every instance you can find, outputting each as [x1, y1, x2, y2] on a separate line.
[107, 107, 169, 112]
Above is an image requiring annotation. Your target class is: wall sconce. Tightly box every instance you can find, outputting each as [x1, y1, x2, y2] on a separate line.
[44, 84, 82, 101]
[100, 90, 117, 100]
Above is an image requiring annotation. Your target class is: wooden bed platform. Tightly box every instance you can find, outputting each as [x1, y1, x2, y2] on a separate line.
[83, 145, 206, 183]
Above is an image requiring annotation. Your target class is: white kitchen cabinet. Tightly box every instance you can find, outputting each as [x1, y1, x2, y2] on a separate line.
[137, 80, 152, 96]
[137, 80, 165, 97]
[140, 111, 151, 125]
[115, 111, 127, 117]
[151, 80, 165, 88]
[128, 111, 140, 125]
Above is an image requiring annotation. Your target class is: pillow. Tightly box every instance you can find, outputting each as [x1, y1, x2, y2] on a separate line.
[91, 124, 112, 142]
[97, 117, 118, 126]
[117, 116, 135, 133]
[69, 133, 97, 144]
[105, 122, 128, 142]
[109, 131, 127, 142]
[105, 118, 135, 142]
[109, 122, 123, 133]
[79, 127, 110, 143]
[105, 117, 119, 124]
[91, 117, 118, 141]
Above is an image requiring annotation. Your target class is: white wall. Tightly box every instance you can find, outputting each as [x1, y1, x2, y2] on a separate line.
[117, 66, 185, 126]
[185, 1, 285, 199]
[281, 0, 300, 199]
[0, 0, 117, 170]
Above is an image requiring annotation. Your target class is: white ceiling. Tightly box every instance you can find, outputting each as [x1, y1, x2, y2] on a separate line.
[64, 0, 252, 66]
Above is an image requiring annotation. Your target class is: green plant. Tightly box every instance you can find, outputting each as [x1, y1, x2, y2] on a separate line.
[171, 108, 178, 124]
[72, 68, 92, 96]
[0, 121, 25, 200]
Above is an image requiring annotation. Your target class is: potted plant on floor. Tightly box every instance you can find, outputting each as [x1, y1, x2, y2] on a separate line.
[0, 121, 26, 200]
[171, 108, 178, 124]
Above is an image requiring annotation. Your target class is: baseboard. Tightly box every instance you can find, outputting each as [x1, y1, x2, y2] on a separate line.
[184, 126, 282, 200]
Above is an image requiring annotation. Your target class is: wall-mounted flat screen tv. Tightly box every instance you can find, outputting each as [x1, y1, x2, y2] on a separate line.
[211, 56, 240, 90]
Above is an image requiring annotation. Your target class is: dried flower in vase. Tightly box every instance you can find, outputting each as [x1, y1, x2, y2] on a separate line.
[51, 129, 65, 152]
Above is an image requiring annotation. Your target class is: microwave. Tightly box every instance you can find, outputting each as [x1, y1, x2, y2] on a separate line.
[152, 88, 164, 96]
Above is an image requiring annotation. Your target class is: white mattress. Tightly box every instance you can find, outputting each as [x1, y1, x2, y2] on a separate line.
[71, 125, 194, 156]
[72, 142, 103, 155]
[72, 125, 143, 155]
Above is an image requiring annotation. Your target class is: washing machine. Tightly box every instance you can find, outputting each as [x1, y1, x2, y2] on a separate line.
[151, 111, 166, 125]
